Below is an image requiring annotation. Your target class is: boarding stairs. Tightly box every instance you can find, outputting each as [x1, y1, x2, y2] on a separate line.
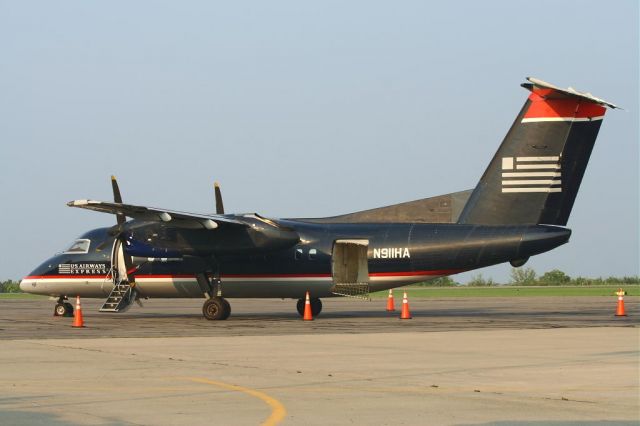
[100, 237, 138, 313]
[100, 278, 137, 312]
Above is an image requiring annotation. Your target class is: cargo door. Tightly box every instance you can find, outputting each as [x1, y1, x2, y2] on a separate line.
[331, 239, 370, 299]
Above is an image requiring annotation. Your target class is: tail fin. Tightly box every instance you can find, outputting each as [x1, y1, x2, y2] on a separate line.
[458, 77, 618, 226]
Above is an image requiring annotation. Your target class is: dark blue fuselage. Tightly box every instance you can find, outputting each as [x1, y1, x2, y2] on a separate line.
[21, 219, 570, 299]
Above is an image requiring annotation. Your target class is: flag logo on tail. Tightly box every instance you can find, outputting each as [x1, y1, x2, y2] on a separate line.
[501, 156, 562, 193]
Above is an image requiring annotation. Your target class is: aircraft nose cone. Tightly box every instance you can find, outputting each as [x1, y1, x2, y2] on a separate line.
[20, 278, 33, 293]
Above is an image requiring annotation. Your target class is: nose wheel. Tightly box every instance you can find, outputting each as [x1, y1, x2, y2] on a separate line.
[54, 297, 74, 317]
[202, 297, 231, 320]
[296, 297, 322, 317]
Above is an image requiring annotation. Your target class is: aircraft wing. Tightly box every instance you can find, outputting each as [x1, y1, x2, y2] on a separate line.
[67, 199, 279, 231]
[68, 199, 299, 257]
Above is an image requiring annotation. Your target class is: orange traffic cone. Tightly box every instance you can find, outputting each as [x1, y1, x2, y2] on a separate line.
[303, 291, 313, 321]
[72, 296, 85, 328]
[400, 292, 412, 320]
[386, 289, 395, 312]
[615, 289, 626, 317]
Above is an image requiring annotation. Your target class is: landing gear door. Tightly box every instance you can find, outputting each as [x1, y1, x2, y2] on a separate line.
[330, 239, 370, 299]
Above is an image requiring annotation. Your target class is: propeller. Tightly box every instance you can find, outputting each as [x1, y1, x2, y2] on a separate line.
[111, 175, 125, 226]
[110, 176, 137, 288]
[214, 181, 224, 214]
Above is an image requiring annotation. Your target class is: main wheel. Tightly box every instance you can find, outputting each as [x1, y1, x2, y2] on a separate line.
[202, 297, 230, 320]
[311, 298, 322, 316]
[220, 298, 231, 320]
[63, 302, 74, 317]
[296, 297, 322, 317]
[54, 303, 67, 317]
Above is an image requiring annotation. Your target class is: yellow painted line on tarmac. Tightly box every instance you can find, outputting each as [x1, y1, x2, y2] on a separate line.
[185, 377, 287, 426]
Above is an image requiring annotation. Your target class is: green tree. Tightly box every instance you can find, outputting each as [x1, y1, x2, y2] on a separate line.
[419, 276, 458, 287]
[510, 267, 536, 285]
[539, 269, 571, 286]
[467, 273, 496, 287]
[0, 280, 21, 293]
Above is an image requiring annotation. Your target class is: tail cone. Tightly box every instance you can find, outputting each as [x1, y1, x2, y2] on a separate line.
[386, 289, 395, 312]
[72, 296, 85, 328]
[303, 291, 313, 321]
[400, 292, 412, 320]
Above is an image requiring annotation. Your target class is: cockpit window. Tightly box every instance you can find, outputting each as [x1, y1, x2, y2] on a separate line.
[64, 239, 91, 254]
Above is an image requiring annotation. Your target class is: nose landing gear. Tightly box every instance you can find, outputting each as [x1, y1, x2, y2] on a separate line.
[54, 296, 74, 317]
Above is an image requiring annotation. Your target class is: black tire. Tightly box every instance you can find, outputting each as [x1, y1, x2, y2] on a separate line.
[202, 297, 230, 321]
[54, 303, 67, 317]
[63, 302, 74, 317]
[221, 298, 231, 320]
[296, 297, 322, 317]
[310, 298, 322, 316]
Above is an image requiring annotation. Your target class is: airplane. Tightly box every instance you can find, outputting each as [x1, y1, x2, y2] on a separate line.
[20, 77, 618, 320]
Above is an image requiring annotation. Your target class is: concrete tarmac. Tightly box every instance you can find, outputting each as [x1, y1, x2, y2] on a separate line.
[0, 296, 637, 339]
[0, 297, 638, 425]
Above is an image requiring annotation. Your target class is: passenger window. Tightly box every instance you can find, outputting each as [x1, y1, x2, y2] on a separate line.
[308, 249, 317, 260]
[64, 239, 91, 254]
[295, 248, 304, 260]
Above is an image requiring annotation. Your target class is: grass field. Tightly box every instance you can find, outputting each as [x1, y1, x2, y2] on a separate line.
[1, 286, 638, 300]
[0, 293, 47, 299]
[371, 286, 640, 298]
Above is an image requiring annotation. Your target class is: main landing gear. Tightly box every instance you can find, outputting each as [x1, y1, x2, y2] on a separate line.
[296, 297, 322, 317]
[54, 296, 74, 317]
[202, 296, 231, 320]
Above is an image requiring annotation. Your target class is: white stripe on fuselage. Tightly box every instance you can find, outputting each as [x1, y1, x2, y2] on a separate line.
[20, 273, 440, 297]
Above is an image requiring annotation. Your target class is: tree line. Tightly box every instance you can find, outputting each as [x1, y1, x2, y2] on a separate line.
[2, 269, 639, 293]
[417, 268, 639, 287]
[0, 280, 21, 293]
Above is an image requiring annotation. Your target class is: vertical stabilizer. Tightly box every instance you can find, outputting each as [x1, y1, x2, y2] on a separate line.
[458, 78, 618, 226]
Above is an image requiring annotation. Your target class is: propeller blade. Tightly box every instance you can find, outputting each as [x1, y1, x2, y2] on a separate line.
[111, 175, 126, 226]
[110, 176, 136, 286]
[214, 181, 224, 215]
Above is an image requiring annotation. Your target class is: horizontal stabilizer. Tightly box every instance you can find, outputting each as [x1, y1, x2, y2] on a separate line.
[524, 77, 619, 109]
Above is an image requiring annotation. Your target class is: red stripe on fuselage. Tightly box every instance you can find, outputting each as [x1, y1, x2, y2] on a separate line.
[524, 92, 606, 119]
[23, 275, 109, 279]
[369, 269, 465, 277]
[23, 269, 464, 281]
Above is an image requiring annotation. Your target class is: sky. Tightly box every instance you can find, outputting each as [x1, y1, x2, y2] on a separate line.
[0, 0, 638, 283]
